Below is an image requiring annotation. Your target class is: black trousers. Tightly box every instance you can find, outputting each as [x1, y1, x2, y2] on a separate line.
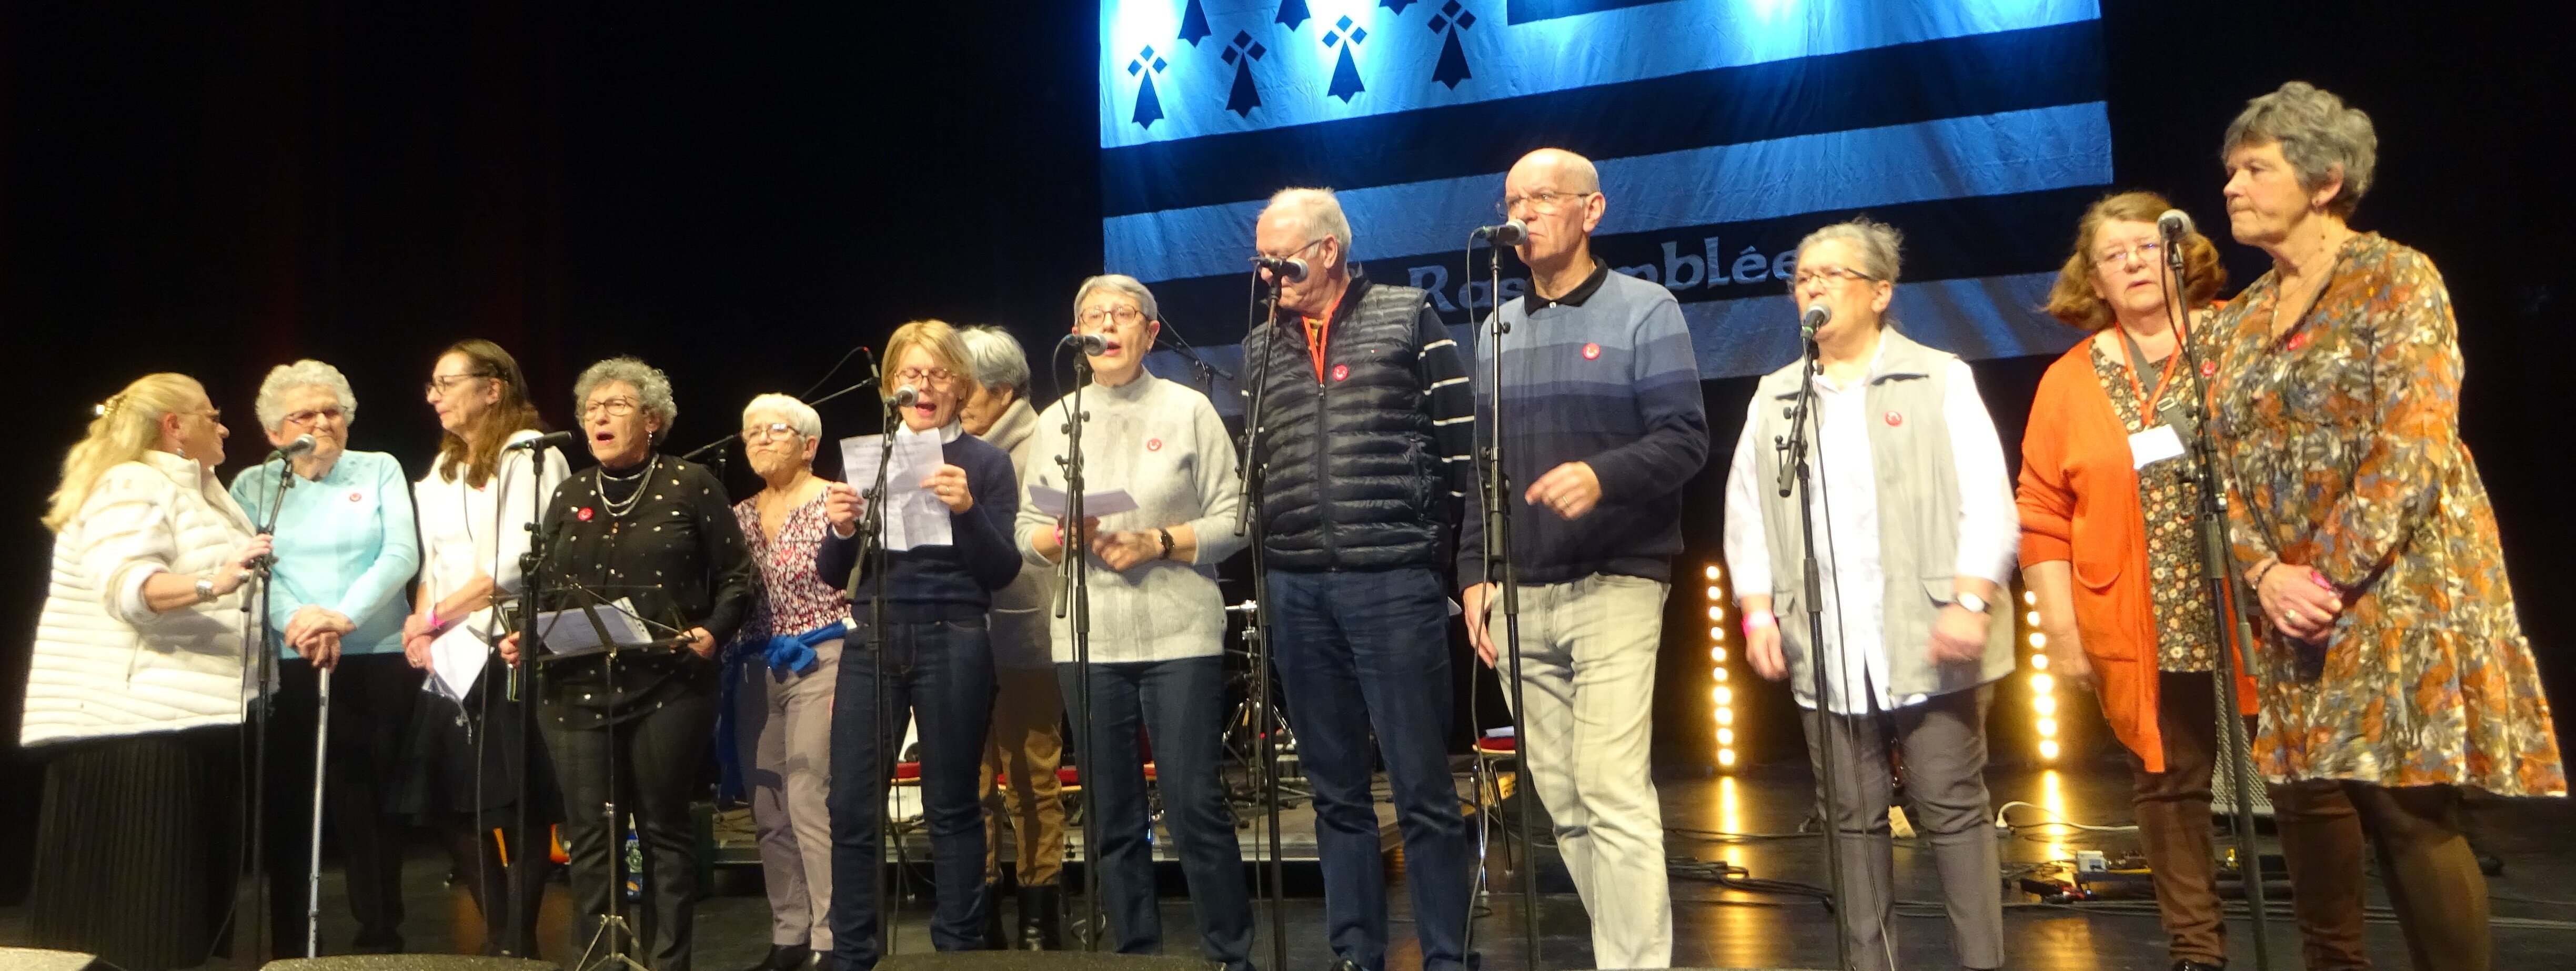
[263, 653, 420, 956]
[542, 689, 716, 971]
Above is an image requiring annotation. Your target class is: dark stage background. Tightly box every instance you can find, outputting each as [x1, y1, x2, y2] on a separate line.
[2, 2, 2566, 905]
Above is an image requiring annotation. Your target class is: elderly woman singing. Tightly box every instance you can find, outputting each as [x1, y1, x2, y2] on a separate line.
[2204, 82, 2561, 971]
[500, 356, 757, 970]
[228, 359, 422, 956]
[727, 392, 849, 971]
[1018, 275, 1252, 969]
[24, 373, 272, 971]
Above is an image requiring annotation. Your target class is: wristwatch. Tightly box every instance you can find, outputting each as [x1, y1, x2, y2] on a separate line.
[1156, 528, 1176, 561]
[195, 576, 218, 603]
[1956, 591, 1990, 615]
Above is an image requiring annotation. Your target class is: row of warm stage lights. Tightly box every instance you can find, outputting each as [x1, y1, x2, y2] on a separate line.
[1702, 565, 2060, 771]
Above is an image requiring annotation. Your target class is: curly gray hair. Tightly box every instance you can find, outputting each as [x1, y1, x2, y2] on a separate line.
[255, 359, 359, 432]
[574, 356, 679, 442]
[955, 326, 1033, 396]
[2222, 81, 2377, 219]
[1794, 217, 1904, 284]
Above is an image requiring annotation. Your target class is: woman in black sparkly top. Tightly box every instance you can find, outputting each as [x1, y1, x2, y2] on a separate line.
[501, 356, 755, 970]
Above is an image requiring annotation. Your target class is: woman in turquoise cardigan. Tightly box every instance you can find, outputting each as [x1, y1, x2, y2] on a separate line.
[228, 358, 422, 956]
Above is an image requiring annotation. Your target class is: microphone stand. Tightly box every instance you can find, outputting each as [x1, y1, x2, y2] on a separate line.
[244, 449, 295, 963]
[1050, 342, 1103, 949]
[1232, 275, 1289, 971]
[507, 450, 554, 960]
[855, 399, 901, 955]
[1774, 320, 1855, 971]
[1469, 234, 1540, 970]
[2160, 238, 2276, 971]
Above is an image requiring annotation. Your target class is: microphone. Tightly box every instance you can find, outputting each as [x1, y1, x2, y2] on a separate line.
[1063, 333, 1108, 355]
[2157, 209, 2194, 242]
[891, 386, 920, 409]
[1252, 256, 1309, 283]
[271, 434, 317, 460]
[504, 429, 580, 452]
[1474, 219, 1528, 247]
[1800, 304, 1831, 339]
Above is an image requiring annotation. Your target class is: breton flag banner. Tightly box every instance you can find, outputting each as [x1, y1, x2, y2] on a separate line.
[1100, 0, 2108, 400]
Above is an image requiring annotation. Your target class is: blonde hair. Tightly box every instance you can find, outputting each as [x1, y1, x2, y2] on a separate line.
[45, 373, 205, 532]
[881, 319, 981, 402]
[2042, 190, 2227, 331]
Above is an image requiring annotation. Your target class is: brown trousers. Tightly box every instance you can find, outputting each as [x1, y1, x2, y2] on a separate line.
[2134, 672, 2490, 970]
[982, 664, 1067, 886]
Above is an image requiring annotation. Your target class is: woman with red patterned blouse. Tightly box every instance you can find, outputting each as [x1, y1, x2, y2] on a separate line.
[2207, 82, 2563, 971]
[726, 392, 850, 971]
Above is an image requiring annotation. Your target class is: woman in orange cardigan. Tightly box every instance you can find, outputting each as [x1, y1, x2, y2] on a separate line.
[2018, 190, 2365, 971]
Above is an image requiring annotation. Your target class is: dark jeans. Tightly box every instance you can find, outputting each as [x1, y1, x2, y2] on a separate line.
[1059, 656, 1253, 970]
[264, 653, 418, 955]
[541, 686, 716, 971]
[826, 618, 998, 971]
[1268, 567, 1471, 971]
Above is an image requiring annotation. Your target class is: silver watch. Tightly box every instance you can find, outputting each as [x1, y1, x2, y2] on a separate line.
[195, 576, 218, 603]
[1956, 591, 1989, 614]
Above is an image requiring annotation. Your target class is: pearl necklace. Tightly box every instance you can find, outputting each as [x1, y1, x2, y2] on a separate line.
[596, 454, 658, 519]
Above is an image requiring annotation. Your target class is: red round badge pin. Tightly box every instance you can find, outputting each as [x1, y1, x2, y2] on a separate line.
[1146, 438, 1163, 452]
[577, 507, 595, 522]
[1885, 410, 1904, 427]
[2201, 360, 2218, 378]
[348, 492, 363, 502]
[1581, 342, 1601, 360]
[1331, 364, 1350, 382]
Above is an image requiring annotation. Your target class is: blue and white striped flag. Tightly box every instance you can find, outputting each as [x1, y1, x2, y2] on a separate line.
[1100, 0, 2107, 393]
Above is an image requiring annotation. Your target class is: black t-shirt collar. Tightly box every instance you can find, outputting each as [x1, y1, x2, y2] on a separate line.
[1524, 258, 1609, 312]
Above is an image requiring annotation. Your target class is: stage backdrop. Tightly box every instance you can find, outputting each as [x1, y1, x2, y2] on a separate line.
[1098, 0, 2107, 397]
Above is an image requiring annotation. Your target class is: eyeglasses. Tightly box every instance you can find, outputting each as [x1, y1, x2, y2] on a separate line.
[894, 368, 955, 387]
[740, 422, 801, 443]
[2093, 241, 2165, 268]
[424, 372, 490, 397]
[1250, 236, 1324, 268]
[1077, 306, 1145, 327]
[283, 406, 346, 427]
[582, 397, 641, 418]
[1790, 266, 1879, 289]
[1497, 189, 1597, 219]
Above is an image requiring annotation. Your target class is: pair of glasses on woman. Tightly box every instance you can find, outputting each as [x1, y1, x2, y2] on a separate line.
[740, 422, 802, 443]
[281, 407, 345, 427]
[2093, 241, 2166, 268]
[1789, 266, 1879, 289]
[894, 367, 956, 387]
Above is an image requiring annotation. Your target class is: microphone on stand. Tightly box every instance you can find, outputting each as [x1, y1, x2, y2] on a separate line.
[1474, 218, 1528, 247]
[2157, 208, 2195, 242]
[503, 429, 580, 453]
[1063, 333, 1109, 355]
[891, 386, 921, 409]
[269, 434, 318, 461]
[1799, 304, 1832, 340]
[1252, 256, 1309, 283]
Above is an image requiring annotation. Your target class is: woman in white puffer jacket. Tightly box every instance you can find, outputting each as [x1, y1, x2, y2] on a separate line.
[22, 372, 274, 971]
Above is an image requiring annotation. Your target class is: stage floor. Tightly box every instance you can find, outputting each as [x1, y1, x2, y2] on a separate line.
[6, 758, 2573, 969]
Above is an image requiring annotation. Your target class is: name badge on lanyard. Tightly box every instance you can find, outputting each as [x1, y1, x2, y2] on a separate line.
[2118, 325, 2189, 471]
[2129, 424, 2185, 470]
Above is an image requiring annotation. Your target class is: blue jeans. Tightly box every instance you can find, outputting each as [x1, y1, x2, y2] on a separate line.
[825, 618, 997, 970]
[1269, 567, 1471, 971]
[1058, 656, 1254, 970]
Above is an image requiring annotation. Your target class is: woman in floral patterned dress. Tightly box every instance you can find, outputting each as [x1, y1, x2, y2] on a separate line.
[2206, 82, 2562, 971]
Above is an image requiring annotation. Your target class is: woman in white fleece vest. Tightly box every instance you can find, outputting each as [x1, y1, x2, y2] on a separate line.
[23, 372, 273, 971]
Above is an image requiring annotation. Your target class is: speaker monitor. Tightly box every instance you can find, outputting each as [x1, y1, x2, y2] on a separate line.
[879, 954, 1212, 971]
[0, 947, 116, 971]
[261, 958, 560, 970]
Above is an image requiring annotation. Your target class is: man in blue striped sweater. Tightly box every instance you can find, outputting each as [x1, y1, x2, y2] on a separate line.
[1459, 148, 1708, 969]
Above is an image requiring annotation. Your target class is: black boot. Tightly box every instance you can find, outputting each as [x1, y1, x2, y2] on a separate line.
[979, 882, 1008, 949]
[1017, 882, 1062, 950]
[738, 943, 811, 971]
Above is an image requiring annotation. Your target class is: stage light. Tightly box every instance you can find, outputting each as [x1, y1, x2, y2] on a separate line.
[1713, 666, 1728, 682]
[1705, 564, 1721, 580]
[1707, 605, 1723, 621]
[2033, 695, 2056, 715]
[2025, 610, 2041, 626]
[2023, 590, 2037, 605]
[1708, 644, 1724, 661]
[2039, 739, 2060, 760]
[2037, 718, 2057, 737]
[2030, 673, 2054, 694]
[1706, 585, 1723, 601]
[1717, 727, 1734, 746]
[1717, 708, 1734, 726]
[2029, 632, 2047, 649]
[2030, 653, 2049, 670]
[1718, 747, 1737, 766]
[1715, 686, 1732, 705]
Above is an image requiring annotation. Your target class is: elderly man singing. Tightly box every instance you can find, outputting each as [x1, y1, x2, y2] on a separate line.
[1244, 187, 1480, 971]
[1458, 148, 1708, 969]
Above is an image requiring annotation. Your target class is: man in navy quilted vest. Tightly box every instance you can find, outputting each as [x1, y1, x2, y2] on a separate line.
[1459, 148, 1710, 969]
[1244, 187, 1481, 971]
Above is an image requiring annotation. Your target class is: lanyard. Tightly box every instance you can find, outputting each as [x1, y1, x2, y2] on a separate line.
[2116, 321, 2186, 422]
[1301, 292, 1345, 382]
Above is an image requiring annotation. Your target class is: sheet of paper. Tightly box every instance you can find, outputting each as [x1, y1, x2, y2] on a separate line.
[534, 597, 652, 654]
[1026, 484, 1141, 520]
[427, 622, 490, 702]
[2128, 424, 2186, 470]
[839, 433, 953, 550]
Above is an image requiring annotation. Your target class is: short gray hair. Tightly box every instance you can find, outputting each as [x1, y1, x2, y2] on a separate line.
[255, 359, 358, 432]
[1795, 217, 1904, 283]
[1071, 274, 1162, 326]
[955, 326, 1033, 396]
[1263, 187, 1354, 256]
[573, 356, 679, 442]
[2221, 81, 2377, 219]
[741, 393, 821, 441]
